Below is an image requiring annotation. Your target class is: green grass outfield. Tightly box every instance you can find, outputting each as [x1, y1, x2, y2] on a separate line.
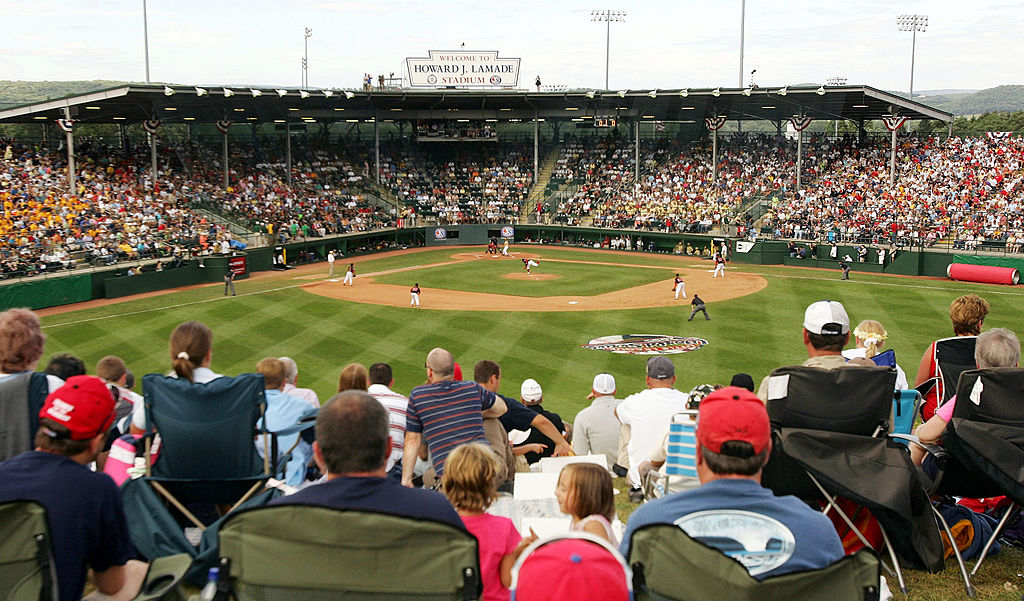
[38, 245, 1024, 599]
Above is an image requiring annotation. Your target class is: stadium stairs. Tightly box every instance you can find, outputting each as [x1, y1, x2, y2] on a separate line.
[193, 208, 261, 247]
[522, 143, 563, 223]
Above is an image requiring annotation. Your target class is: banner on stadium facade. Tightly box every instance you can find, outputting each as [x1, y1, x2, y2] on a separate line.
[789, 116, 813, 132]
[500, 226, 514, 238]
[55, 118, 75, 133]
[882, 116, 909, 131]
[704, 115, 727, 131]
[986, 132, 1013, 140]
[434, 227, 447, 240]
[143, 120, 161, 135]
[216, 120, 232, 134]
[406, 51, 521, 88]
[736, 241, 755, 253]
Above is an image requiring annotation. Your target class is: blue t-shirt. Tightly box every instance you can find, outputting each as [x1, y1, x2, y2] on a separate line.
[620, 478, 844, 579]
[0, 451, 134, 601]
[259, 389, 315, 486]
[407, 380, 496, 476]
[269, 475, 464, 530]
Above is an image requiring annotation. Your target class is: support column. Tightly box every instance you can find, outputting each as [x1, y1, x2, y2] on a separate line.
[374, 116, 380, 184]
[150, 133, 158, 191]
[889, 127, 897, 187]
[712, 128, 718, 182]
[533, 113, 539, 184]
[222, 129, 229, 191]
[796, 130, 803, 193]
[63, 108, 75, 192]
[285, 122, 292, 186]
[634, 119, 640, 187]
[948, 120, 954, 140]
[41, 123, 48, 146]
[118, 124, 126, 151]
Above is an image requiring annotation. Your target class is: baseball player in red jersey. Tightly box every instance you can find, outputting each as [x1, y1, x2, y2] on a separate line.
[673, 273, 686, 299]
[522, 258, 539, 274]
[343, 263, 355, 285]
[713, 253, 725, 278]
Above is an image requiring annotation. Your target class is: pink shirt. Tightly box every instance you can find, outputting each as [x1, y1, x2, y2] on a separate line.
[460, 513, 521, 601]
[936, 394, 957, 422]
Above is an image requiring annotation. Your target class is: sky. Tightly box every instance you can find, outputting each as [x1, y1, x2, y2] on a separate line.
[1, 0, 1021, 93]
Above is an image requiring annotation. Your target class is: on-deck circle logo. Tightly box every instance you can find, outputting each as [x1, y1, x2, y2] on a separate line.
[580, 334, 709, 355]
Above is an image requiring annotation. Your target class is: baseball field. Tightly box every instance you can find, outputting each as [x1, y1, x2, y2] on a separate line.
[35, 243, 1024, 599]
[36, 244, 1024, 422]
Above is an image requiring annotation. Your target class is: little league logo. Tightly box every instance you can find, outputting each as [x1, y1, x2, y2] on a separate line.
[581, 334, 709, 355]
[434, 227, 447, 240]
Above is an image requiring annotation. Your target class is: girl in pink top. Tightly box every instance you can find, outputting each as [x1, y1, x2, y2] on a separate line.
[555, 463, 619, 546]
[443, 443, 537, 601]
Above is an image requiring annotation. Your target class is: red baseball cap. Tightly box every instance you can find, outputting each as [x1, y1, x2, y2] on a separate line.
[696, 386, 771, 455]
[39, 375, 117, 441]
[513, 538, 631, 601]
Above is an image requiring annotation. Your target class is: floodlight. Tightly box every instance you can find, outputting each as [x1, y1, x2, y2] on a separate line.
[679, 88, 688, 97]
[323, 90, 334, 98]
[299, 90, 310, 99]
[777, 86, 788, 96]
[344, 91, 355, 99]
[195, 87, 208, 96]
[223, 88, 235, 97]
[711, 88, 721, 97]
[586, 90, 596, 99]
[647, 89, 657, 98]
[617, 90, 627, 98]
[276, 89, 289, 97]
[816, 85, 826, 95]
[897, 14, 928, 32]
[250, 89, 263, 97]
[742, 87, 752, 96]
[163, 86, 175, 96]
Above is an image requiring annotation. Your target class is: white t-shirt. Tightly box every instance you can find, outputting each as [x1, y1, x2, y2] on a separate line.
[616, 386, 689, 487]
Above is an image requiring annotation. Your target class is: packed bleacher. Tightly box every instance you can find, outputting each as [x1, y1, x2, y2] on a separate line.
[2, 291, 1021, 599]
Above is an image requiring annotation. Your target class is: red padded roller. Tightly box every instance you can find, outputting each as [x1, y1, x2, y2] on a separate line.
[947, 263, 1020, 285]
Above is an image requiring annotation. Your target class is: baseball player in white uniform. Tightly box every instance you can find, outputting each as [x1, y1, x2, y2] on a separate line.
[410, 283, 421, 307]
[502, 239, 510, 256]
[327, 250, 336, 276]
[343, 263, 355, 285]
[712, 253, 725, 278]
[673, 273, 686, 299]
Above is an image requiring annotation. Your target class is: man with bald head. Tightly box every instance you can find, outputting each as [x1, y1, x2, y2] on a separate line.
[401, 348, 507, 486]
[270, 390, 462, 528]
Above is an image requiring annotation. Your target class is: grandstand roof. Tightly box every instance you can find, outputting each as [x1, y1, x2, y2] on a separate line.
[0, 83, 952, 127]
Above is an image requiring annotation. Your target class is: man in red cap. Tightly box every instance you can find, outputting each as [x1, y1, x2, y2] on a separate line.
[0, 376, 145, 601]
[619, 386, 844, 579]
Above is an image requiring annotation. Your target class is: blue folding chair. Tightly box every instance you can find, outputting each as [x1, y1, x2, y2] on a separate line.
[644, 411, 700, 500]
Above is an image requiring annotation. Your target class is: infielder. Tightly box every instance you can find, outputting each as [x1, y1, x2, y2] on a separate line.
[410, 283, 421, 307]
[501, 239, 509, 256]
[712, 252, 726, 278]
[673, 273, 686, 299]
[343, 263, 355, 286]
[522, 258, 539, 274]
[327, 250, 336, 276]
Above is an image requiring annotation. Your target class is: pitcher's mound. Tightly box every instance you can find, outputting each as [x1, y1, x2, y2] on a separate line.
[503, 273, 559, 280]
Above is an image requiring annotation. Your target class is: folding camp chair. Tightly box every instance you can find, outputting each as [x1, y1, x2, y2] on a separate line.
[140, 373, 270, 531]
[0, 500, 191, 601]
[913, 368, 1024, 585]
[643, 411, 700, 500]
[0, 371, 50, 462]
[626, 523, 880, 601]
[215, 505, 481, 600]
[917, 336, 977, 420]
[760, 365, 945, 595]
[892, 390, 922, 440]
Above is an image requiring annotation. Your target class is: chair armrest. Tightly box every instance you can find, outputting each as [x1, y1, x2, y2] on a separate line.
[132, 553, 191, 601]
[888, 433, 948, 460]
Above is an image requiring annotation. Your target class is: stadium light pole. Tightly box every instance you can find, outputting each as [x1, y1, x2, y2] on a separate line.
[736, 0, 745, 133]
[591, 10, 626, 89]
[897, 14, 927, 98]
[303, 27, 312, 88]
[142, 0, 151, 83]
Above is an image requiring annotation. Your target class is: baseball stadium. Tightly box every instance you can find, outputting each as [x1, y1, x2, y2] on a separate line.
[2, 3, 1024, 600]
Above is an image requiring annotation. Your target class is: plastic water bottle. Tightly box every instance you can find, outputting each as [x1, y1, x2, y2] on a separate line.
[198, 567, 219, 601]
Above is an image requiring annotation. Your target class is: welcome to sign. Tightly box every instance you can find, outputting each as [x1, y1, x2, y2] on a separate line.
[406, 50, 521, 88]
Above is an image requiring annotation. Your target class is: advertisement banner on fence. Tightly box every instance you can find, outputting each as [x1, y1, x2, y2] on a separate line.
[229, 255, 247, 276]
[736, 241, 755, 254]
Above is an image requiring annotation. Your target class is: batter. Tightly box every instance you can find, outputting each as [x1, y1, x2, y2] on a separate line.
[343, 263, 355, 286]
[713, 253, 726, 278]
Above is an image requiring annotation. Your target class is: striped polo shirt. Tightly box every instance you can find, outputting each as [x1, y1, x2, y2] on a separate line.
[368, 383, 409, 472]
[407, 380, 496, 476]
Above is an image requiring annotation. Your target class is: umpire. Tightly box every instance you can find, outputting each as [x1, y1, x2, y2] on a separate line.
[687, 293, 710, 321]
[224, 266, 236, 296]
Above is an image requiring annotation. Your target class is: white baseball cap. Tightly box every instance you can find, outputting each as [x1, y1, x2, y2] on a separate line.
[521, 378, 543, 402]
[803, 300, 850, 336]
[592, 373, 616, 395]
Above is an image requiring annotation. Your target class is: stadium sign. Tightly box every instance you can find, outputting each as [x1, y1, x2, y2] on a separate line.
[406, 51, 521, 88]
[581, 334, 709, 355]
